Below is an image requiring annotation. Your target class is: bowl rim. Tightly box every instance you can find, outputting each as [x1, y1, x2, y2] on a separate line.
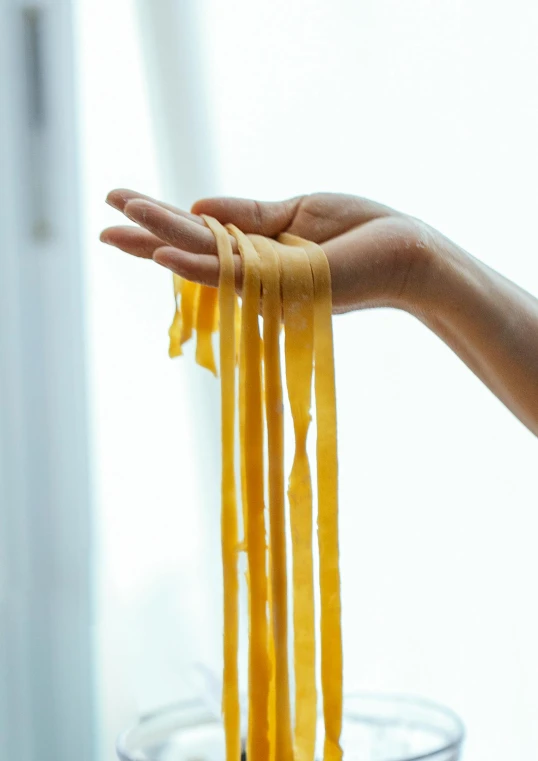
[116, 690, 465, 761]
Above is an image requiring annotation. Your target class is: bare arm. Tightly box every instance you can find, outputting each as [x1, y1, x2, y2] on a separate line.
[415, 233, 538, 435]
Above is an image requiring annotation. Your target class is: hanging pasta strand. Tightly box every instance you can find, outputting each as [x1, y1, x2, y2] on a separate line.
[201, 216, 241, 761]
[227, 225, 271, 761]
[250, 235, 294, 761]
[276, 240, 317, 761]
[180, 279, 199, 345]
[168, 274, 183, 358]
[235, 296, 242, 366]
[281, 234, 343, 761]
[238, 292, 248, 549]
[267, 549, 277, 761]
[195, 285, 219, 375]
[166, 223, 342, 761]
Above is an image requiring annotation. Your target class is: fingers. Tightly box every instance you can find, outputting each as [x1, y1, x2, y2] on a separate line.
[106, 188, 303, 238]
[106, 187, 202, 225]
[102, 189, 304, 291]
[191, 196, 302, 237]
[153, 246, 244, 290]
[100, 225, 165, 258]
[121, 199, 239, 256]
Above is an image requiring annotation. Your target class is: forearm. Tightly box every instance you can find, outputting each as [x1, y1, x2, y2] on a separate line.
[415, 235, 538, 436]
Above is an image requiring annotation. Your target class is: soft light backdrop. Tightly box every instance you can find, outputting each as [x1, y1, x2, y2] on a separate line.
[76, 1, 538, 759]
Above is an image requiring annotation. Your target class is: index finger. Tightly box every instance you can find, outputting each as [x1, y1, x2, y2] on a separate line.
[107, 187, 202, 225]
[122, 199, 239, 256]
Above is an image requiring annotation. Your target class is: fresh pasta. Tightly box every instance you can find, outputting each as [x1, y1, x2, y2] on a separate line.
[202, 216, 241, 761]
[277, 240, 317, 761]
[228, 226, 271, 761]
[251, 235, 293, 761]
[168, 222, 343, 761]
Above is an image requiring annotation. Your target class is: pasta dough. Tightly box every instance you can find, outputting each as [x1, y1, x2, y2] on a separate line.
[202, 216, 241, 761]
[180, 279, 198, 346]
[250, 235, 293, 761]
[280, 234, 343, 761]
[168, 222, 342, 761]
[195, 285, 219, 376]
[227, 226, 271, 761]
[276, 240, 317, 761]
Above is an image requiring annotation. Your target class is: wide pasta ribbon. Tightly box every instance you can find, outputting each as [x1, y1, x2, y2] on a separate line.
[166, 226, 343, 761]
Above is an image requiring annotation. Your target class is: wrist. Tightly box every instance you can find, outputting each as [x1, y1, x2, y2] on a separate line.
[404, 226, 486, 325]
[384, 218, 455, 316]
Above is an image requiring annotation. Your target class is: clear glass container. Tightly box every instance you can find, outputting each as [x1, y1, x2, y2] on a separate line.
[117, 692, 465, 761]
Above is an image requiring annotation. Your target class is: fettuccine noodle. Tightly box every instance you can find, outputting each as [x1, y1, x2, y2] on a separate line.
[168, 221, 343, 761]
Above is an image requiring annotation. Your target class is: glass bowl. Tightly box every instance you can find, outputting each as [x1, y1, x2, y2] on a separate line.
[117, 692, 465, 761]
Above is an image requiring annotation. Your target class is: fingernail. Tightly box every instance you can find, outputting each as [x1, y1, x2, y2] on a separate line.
[100, 231, 112, 244]
[152, 249, 167, 264]
[123, 202, 140, 222]
[123, 200, 141, 220]
[106, 195, 122, 210]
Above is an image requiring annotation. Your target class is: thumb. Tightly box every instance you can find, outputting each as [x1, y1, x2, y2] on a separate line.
[191, 196, 301, 237]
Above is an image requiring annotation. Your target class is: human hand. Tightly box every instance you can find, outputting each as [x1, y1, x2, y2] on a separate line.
[101, 189, 436, 314]
[100, 187, 538, 434]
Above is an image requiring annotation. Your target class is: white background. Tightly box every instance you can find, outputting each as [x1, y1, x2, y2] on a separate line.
[75, 1, 538, 759]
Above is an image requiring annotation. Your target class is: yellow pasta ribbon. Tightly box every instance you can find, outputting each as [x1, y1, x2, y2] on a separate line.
[268, 549, 276, 761]
[180, 279, 199, 345]
[235, 296, 242, 365]
[168, 274, 183, 358]
[251, 235, 294, 761]
[195, 285, 218, 375]
[238, 295, 248, 549]
[227, 225, 270, 761]
[201, 216, 240, 761]
[166, 226, 342, 761]
[281, 234, 343, 761]
[276, 240, 317, 761]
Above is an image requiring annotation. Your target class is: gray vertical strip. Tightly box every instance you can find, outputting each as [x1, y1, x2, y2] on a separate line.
[0, 5, 35, 757]
[23, 9, 45, 126]
[0, 1, 95, 760]
[22, 7, 52, 240]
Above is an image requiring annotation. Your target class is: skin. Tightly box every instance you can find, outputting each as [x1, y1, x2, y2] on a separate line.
[101, 188, 538, 436]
